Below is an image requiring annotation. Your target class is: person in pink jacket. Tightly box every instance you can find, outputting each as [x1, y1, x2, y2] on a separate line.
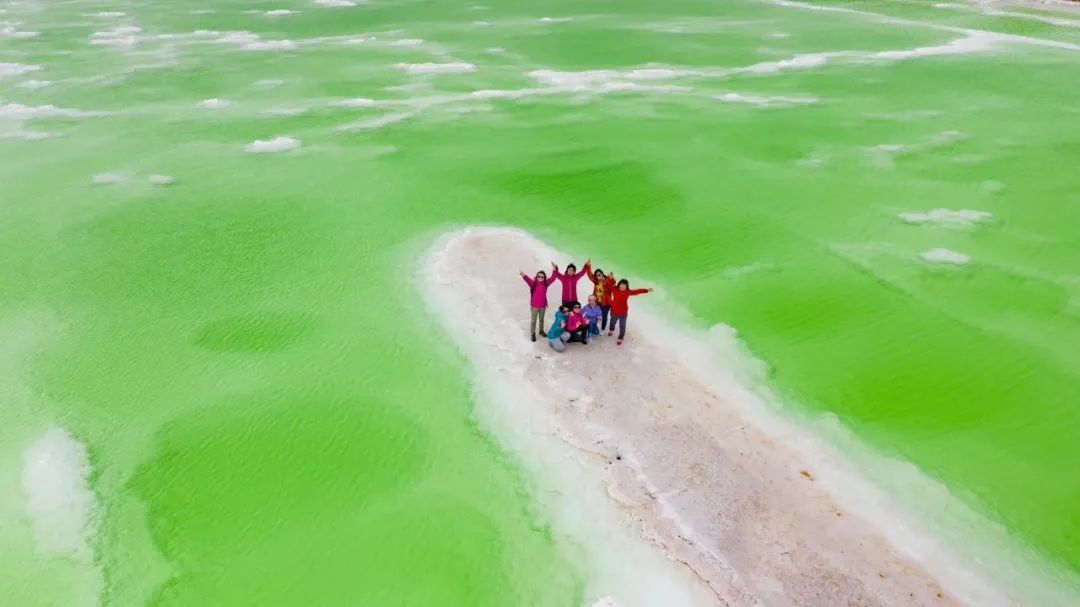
[519, 268, 557, 342]
[551, 259, 590, 307]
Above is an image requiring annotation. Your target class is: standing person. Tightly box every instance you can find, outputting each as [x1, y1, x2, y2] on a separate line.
[608, 279, 653, 346]
[547, 304, 571, 352]
[565, 302, 589, 345]
[551, 259, 590, 308]
[520, 268, 556, 342]
[583, 295, 604, 339]
[587, 267, 617, 331]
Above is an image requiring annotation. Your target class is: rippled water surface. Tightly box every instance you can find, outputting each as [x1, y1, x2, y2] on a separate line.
[2, 0, 1078, 604]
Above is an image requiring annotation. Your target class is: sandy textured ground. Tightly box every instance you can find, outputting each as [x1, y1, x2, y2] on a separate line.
[423, 227, 1007, 607]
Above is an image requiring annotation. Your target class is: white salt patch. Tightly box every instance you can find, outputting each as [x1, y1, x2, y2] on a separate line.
[899, 208, 993, 228]
[392, 38, 424, 46]
[245, 136, 301, 153]
[314, 0, 357, 6]
[21, 427, 97, 560]
[264, 9, 298, 17]
[0, 128, 53, 140]
[920, 248, 971, 265]
[148, 174, 175, 185]
[90, 26, 143, 48]
[980, 180, 1006, 194]
[344, 35, 375, 44]
[1, 23, 38, 39]
[18, 79, 51, 90]
[715, 92, 818, 106]
[0, 62, 41, 79]
[217, 31, 260, 45]
[254, 78, 285, 87]
[0, 102, 104, 120]
[539, 16, 573, 23]
[473, 20, 491, 27]
[94, 11, 127, 18]
[261, 107, 308, 117]
[92, 172, 129, 184]
[197, 98, 230, 109]
[243, 39, 297, 51]
[397, 62, 477, 75]
[329, 97, 377, 108]
[470, 89, 528, 99]
[336, 111, 415, 131]
[738, 53, 829, 74]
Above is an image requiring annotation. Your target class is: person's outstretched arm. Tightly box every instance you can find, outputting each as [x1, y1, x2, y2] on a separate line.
[628, 288, 653, 296]
[550, 262, 561, 280]
[520, 271, 535, 288]
[576, 259, 591, 279]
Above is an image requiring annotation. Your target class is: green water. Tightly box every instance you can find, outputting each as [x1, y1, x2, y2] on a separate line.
[1, 0, 1078, 604]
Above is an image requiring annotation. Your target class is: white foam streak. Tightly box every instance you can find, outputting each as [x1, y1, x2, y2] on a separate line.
[314, 0, 358, 6]
[18, 79, 51, 90]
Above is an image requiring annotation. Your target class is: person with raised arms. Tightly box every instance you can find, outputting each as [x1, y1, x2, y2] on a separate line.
[519, 267, 557, 342]
[551, 259, 590, 308]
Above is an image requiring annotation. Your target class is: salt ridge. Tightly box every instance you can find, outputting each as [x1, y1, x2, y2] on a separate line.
[422, 227, 1080, 607]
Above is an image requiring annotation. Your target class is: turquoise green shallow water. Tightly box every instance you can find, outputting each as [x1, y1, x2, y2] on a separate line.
[2, 0, 1078, 604]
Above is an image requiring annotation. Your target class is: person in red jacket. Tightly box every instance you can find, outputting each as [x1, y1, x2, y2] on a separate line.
[608, 279, 653, 346]
[587, 267, 617, 332]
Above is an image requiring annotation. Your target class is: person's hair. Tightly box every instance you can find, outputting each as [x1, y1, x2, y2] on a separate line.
[536, 270, 546, 277]
[618, 279, 629, 288]
[572, 302, 582, 309]
[566, 263, 577, 272]
[594, 268, 604, 276]
[559, 304, 569, 312]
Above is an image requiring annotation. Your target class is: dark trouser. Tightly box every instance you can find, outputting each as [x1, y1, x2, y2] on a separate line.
[610, 314, 628, 339]
[600, 305, 611, 330]
[566, 326, 588, 344]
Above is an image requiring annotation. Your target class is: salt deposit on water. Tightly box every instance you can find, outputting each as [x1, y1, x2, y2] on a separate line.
[899, 208, 993, 228]
[397, 62, 477, 75]
[0, 62, 40, 78]
[21, 428, 97, 561]
[197, 98, 230, 109]
[245, 136, 301, 153]
[920, 248, 971, 265]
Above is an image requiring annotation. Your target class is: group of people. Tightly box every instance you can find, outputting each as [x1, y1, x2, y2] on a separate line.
[519, 259, 653, 351]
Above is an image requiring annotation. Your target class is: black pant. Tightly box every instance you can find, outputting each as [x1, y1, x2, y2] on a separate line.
[600, 304, 611, 330]
[566, 327, 588, 344]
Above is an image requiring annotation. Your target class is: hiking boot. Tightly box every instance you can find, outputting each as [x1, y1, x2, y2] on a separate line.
[539, 330, 547, 338]
[531, 333, 536, 342]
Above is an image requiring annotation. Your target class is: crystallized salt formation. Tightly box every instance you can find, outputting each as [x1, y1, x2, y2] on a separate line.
[920, 248, 971, 265]
[245, 136, 301, 153]
[900, 209, 993, 228]
[21, 427, 97, 560]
